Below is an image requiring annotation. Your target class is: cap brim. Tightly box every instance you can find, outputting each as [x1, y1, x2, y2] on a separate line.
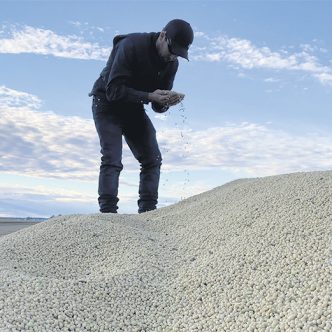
[171, 43, 189, 60]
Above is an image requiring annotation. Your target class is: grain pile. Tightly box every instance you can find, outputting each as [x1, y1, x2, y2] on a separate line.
[0, 171, 331, 331]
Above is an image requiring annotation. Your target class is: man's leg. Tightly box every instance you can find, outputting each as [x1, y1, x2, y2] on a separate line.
[123, 110, 162, 213]
[92, 97, 123, 213]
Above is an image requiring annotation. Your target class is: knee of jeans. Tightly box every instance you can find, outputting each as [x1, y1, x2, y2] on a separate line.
[101, 156, 123, 170]
[140, 154, 162, 169]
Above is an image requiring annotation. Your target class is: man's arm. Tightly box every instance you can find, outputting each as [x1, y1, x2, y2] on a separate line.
[105, 38, 150, 105]
[151, 61, 179, 113]
[106, 37, 180, 109]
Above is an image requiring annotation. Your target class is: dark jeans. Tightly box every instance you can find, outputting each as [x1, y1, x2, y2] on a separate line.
[92, 96, 162, 213]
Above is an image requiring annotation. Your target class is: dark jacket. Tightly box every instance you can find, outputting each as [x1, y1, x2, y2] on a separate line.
[89, 32, 179, 112]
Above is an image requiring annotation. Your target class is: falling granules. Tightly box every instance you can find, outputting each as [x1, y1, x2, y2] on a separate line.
[158, 101, 191, 204]
[177, 102, 191, 200]
[158, 110, 171, 206]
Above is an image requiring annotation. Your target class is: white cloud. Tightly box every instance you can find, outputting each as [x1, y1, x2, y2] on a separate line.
[313, 72, 332, 86]
[192, 33, 332, 87]
[159, 181, 212, 204]
[1, 24, 331, 87]
[0, 25, 110, 60]
[68, 21, 105, 35]
[264, 77, 280, 83]
[1, 86, 332, 182]
[154, 114, 168, 121]
[0, 179, 214, 217]
[0, 86, 100, 179]
[0, 85, 41, 109]
[0, 183, 99, 218]
[0, 184, 94, 203]
[194, 31, 206, 38]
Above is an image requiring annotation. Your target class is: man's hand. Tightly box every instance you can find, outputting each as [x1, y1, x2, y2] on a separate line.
[165, 91, 185, 106]
[148, 90, 170, 106]
[148, 90, 185, 107]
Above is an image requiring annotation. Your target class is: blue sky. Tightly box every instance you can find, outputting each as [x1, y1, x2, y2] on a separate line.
[1, 0, 332, 217]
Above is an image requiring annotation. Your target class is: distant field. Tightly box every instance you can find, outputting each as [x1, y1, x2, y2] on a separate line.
[0, 218, 30, 223]
[0, 217, 48, 223]
[0, 217, 49, 237]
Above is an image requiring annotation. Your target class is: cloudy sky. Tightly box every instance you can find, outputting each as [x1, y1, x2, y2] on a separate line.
[1, 0, 332, 217]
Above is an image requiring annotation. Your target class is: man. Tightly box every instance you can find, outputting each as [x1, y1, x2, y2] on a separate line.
[89, 19, 194, 214]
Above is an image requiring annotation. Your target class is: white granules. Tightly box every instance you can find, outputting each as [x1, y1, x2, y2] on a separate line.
[0, 170, 331, 331]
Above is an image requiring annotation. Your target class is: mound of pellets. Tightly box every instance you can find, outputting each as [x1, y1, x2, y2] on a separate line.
[0, 170, 331, 332]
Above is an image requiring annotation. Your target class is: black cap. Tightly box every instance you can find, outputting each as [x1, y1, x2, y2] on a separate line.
[164, 19, 194, 60]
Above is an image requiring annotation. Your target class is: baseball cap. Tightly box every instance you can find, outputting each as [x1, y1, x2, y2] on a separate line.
[164, 19, 194, 60]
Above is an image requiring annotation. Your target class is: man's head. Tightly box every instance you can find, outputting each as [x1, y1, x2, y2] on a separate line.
[156, 19, 194, 62]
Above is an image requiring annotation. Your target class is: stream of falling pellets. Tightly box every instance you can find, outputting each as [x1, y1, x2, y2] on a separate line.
[161, 102, 190, 202]
[178, 102, 190, 200]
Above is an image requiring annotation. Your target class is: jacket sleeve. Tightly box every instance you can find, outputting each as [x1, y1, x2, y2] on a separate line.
[106, 38, 150, 104]
[152, 60, 179, 113]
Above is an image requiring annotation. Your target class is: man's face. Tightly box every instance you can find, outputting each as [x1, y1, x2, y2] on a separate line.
[159, 33, 178, 62]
